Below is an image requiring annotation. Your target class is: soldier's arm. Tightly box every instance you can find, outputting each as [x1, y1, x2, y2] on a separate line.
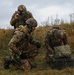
[10, 11, 18, 26]
[62, 33, 68, 45]
[8, 31, 24, 55]
[45, 34, 53, 53]
[29, 35, 41, 48]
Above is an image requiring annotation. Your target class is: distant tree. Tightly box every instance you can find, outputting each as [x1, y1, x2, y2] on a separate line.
[69, 13, 74, 23]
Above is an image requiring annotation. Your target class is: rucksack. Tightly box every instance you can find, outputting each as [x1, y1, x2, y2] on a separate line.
[54, 45, 71, 58]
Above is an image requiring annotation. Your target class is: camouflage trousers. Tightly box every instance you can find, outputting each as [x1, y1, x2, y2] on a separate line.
[11, 59, 31, 70]
[9, 45, 38, 70]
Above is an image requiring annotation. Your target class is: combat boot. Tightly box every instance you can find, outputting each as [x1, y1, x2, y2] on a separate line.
[4, 56, 12, 69]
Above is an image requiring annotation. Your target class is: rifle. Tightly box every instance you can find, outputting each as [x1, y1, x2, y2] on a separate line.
[20, 51, 39, 59]
[18, 11, 25, 26]
[12, 57, 25, 70]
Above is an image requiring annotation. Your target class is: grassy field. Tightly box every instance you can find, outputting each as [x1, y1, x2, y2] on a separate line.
[0, 23, 74, 75]
[0, 49, 74, 75]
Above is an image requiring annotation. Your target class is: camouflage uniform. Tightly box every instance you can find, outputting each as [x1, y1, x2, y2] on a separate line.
[9, 26, 38, 56]
[10, 5, 33, 29]
[4, 18, 41, 70]
[45, 27, 68, 62]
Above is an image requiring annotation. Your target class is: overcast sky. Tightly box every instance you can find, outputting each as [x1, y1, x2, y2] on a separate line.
[0, 0, 74, 28]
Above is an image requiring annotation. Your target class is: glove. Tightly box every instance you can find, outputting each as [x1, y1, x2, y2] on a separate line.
[36, 41, 41, 48]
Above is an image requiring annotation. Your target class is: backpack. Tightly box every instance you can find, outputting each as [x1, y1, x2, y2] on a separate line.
[54, 45, 71, 58]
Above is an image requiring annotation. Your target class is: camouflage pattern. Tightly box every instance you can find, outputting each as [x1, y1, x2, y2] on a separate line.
[10, 5, 33, 28]
[9, 26, 38, 55]
[26, 18, 37, 27]
[21, 59, 31, 70]
[8, 25, 38, 70]
[45, 27, 68, 62]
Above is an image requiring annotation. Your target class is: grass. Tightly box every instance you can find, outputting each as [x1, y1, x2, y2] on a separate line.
[0, 49, 74, 75]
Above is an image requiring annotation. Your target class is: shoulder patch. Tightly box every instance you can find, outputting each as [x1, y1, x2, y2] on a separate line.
[20, 26, 28, 33]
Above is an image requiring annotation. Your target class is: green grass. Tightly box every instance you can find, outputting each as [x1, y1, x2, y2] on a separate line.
[0, 49, 74, 75]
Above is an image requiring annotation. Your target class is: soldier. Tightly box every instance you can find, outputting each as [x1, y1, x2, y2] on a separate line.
[10, 5, 33, 29]
[45, 26, 68, 63]
[4, 18, 41, 70]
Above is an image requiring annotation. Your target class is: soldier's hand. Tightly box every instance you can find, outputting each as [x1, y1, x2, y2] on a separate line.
[14, 14, 19, 20]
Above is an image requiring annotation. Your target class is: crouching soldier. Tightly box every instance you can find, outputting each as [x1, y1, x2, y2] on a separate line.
[4, 18, 41, 70]
[45, 26, 71, 68]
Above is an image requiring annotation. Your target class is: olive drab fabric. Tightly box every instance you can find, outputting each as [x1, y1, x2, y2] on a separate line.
[54, 45, 71, 58]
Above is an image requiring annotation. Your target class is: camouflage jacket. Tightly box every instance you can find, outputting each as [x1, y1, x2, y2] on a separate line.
[8, 26, 37, 54]
[45, 29, 68, 50]
[10, 11, 33, 28]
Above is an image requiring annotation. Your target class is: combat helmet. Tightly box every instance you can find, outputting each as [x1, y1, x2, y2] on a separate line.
[26, 18, 37, 27]
[18, 5, 27, 12]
